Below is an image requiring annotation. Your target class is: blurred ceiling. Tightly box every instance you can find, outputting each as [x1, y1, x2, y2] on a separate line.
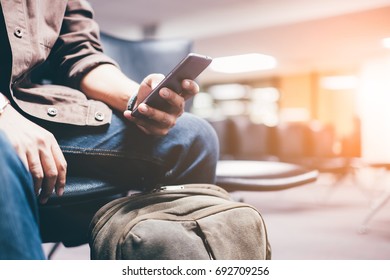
[90, 0, 390, 83]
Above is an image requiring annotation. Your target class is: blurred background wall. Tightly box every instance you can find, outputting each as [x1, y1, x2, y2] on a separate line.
[90, 0, 390, 162]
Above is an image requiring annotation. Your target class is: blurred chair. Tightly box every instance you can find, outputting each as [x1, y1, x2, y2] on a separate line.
[209, 116, 318, 193]
[275, 121, 311, 161]
[306, 121, 355, 185]
[228, 116, 277, 161]
[275, 120, 354, 185]
[38, 32, 193, 256]
[208, 115, 278, 161]
[207, 117, 236, 160]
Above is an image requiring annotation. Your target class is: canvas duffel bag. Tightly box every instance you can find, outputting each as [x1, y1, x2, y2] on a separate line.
[89, 184, 271, 260]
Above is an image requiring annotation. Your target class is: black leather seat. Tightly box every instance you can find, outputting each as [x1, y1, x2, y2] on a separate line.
[39, 177, 126, 246]
[39, 33, 193, 247]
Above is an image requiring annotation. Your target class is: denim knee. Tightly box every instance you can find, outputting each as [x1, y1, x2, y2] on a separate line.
[177, 113, 219, 161]
[159, 113, 219, 184]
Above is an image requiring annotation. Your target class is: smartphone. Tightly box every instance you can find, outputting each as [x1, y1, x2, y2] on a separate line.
[130, 53, 212, 118]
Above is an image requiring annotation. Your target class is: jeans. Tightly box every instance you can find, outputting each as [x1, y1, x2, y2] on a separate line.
[41, 112, 219, 190]
[0, 132, 45, 259]
[0, 111, 218, 259]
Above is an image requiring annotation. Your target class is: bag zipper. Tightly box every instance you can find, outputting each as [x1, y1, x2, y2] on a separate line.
[194, 221, 215, 260]
[153, 185, 185, 192]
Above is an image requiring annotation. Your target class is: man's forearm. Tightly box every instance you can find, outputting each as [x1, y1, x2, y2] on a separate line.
[80, 64, 139, 112]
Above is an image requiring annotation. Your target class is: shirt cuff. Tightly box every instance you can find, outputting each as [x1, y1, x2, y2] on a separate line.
[66, 53, 120, 89]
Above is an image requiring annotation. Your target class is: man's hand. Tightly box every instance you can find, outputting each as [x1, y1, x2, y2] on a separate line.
[124, 74, 199, 136]
[0, 106, 66, 204]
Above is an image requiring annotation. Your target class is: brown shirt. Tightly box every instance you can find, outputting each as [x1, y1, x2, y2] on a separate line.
[0, 0, 118, 126]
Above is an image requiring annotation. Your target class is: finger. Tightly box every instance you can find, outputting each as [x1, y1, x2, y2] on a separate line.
[129, 105, 175, 136]
[137, 74, 165, 101]
[142, 74, 165, 89]
[18, 152, 29, 172]
[14, 145, 29, 170]
[26, 149, 44, 195]
[123, 111, 155, 135]
[181, 79, 199, 100]
[159, 88, 185, 116]
[123, 110, 132, 120]
[131, 74, 165, 109]
[138, 104, 176, 128]
[51, 144, 67, 197]
[38, 147, 58, 204]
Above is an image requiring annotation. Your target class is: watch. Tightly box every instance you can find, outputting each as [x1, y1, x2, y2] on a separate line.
[127, 92, 138, 111]
[0, 93, 10, 116]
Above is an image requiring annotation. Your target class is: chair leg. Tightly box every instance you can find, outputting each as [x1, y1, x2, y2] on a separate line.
[47, 242, 61, 260]
[358, 187, 390, 234]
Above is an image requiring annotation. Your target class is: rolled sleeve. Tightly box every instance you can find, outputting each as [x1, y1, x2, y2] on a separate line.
[66, 52, 119, 89]
[50, 0, 119, 89]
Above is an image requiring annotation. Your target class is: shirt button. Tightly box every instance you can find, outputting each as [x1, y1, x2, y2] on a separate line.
[14, 27, 24, 38]
[95, 111, 105, 121]
[47, 107, 58, 117]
